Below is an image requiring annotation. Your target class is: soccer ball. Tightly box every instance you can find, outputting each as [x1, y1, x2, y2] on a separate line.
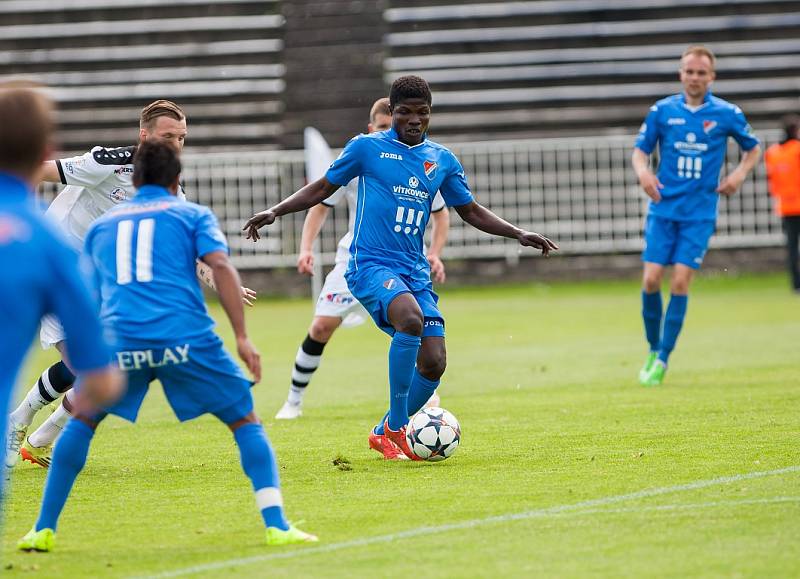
[405, 406, 461, 462]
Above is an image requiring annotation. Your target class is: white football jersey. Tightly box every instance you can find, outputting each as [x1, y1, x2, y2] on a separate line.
[47, 145, 185, 246]
[323, 179, 446, 265]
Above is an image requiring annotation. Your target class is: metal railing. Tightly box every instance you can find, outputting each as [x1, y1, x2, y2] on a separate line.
[42, 130, 783, 269]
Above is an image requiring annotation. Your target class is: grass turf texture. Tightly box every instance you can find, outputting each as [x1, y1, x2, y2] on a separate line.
[3, 272, 799, 577]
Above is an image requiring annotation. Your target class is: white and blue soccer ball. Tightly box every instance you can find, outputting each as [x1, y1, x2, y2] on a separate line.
[405, 406, 461, 462]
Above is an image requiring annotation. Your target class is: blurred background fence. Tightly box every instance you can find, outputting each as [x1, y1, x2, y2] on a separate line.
[41, 129, 782, 270]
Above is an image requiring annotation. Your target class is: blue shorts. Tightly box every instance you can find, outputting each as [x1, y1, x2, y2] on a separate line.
[642, 215, 715, 269]
[90, 337, 254, 423]
[345, 264, 445, 338]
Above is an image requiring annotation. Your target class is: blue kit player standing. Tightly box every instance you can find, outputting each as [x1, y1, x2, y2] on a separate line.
[632, 45, 761, 386]
[244, 75, 557, 460]
[18, 142, 316, 552]
[0, 83, 120, 503]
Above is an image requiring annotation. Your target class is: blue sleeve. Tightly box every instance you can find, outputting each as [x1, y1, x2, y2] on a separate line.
[80, 231, 101, 305]
[46, 231, 111, 372]
[634, 104, 661, 154]
[195, 207, 229, 258]
[325, 136, 364, 186]
[439, 152, 474, 207]
[728, 105, 760, 151]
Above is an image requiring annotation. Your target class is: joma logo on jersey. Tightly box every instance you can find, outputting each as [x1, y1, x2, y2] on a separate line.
[668, 117, 686, 125]
[380, 152, 403, 160]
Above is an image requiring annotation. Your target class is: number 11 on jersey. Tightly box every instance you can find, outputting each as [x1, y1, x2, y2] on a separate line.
[116, 218, 155, 284]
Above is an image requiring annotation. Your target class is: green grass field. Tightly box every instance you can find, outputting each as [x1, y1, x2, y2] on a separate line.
[3, 272, 800, 578]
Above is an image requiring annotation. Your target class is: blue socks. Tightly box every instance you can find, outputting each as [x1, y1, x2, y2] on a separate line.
[407, 371, 439, 416]
[233, 423, 288, 531]
[374, 369, 440, 436]
[641, 290, 663, 352]
[659, 294, 688, 364]
[387, 332, 421, 431]
[36, 419, 96, 531]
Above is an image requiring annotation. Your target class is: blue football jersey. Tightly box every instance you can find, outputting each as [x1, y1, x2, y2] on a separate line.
[326, 128, 473, 275]
[0, 172, 111, 395]
[634, 92, 759, 221]
[83, 185, 228, 346]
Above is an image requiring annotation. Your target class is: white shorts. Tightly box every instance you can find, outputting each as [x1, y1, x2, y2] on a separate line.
[315, 262, 368, 328]
[40, 314, 66, 350]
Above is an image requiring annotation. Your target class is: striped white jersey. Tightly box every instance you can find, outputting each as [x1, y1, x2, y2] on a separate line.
[47, 145, 185, 246]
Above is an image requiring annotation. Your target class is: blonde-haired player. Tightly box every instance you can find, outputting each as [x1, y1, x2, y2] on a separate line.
[6, 100, 254, 468]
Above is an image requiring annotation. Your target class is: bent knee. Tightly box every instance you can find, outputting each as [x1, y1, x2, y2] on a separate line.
[227, 411, 261, 432]
[395, 312, 424, 336]
[309, 317, 340, 342]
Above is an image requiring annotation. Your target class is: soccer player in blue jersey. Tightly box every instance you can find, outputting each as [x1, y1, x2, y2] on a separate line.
[244, 75, 557, 460]
[632, 46, 761, 386]
[0, 82, 120, 504]
[18, 142, 316, 552]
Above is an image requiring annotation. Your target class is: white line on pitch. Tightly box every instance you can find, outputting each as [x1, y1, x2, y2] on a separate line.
[136, 465, 800, 579]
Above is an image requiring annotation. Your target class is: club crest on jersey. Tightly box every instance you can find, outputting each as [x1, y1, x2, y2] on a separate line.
[703, 120, 717, 134]
[109, 188, 130, 202]
[423, 160, 437, 180]
[383, 278, 397, 290]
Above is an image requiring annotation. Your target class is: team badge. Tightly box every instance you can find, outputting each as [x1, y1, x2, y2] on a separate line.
[423, 160, 437, 180]
[383, 278, 397, 290]
[702, 120, 717, 134]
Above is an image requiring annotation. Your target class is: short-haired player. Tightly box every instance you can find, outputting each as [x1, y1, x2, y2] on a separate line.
[6, 101, 255, 468]
[245, 75, 557, 460]
[18, 141, 315, 552]
[275, 97, 450, 424]
[632, 46, 761, 386]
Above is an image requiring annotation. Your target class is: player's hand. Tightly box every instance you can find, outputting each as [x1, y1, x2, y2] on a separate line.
[243, 209, 276, 242]
[639, 170, 664, 202]
[236, 336, 262, 383]
[716, 170, 745, 197]
[297, 250, 314, 275]
[428, 254, 446, 284]
[241, 286, 257, 307]
[517, 231, 559, 256]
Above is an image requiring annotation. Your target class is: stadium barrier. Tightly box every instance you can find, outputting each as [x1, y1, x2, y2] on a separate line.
[42, 130, 782, 270]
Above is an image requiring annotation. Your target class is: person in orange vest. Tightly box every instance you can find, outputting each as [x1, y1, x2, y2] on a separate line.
[765, 114, 800, 292]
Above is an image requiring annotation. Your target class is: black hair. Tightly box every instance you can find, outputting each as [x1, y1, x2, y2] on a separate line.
[133, 141, 181, 189]
[389, 75, 432, 109]
[781, 114, 800, 142]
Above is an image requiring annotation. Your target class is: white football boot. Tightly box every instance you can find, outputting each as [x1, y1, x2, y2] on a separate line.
[275, 401, 302, 420]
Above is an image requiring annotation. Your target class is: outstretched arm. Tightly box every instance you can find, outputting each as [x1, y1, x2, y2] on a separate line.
[297, 203, 331, 275]
[428, 207, 449, 283]
[201, 250, 261, 382]
[40, 160, 62, 184]
[195, 260, 257, 306]
[717, 145, 762, 196]
[454, 201, 558, 256]
[243, 177, 340, 242]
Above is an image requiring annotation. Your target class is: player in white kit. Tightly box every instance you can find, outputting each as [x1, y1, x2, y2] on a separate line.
[275, 98, 449, 420]
[6, 100, 254, 468]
